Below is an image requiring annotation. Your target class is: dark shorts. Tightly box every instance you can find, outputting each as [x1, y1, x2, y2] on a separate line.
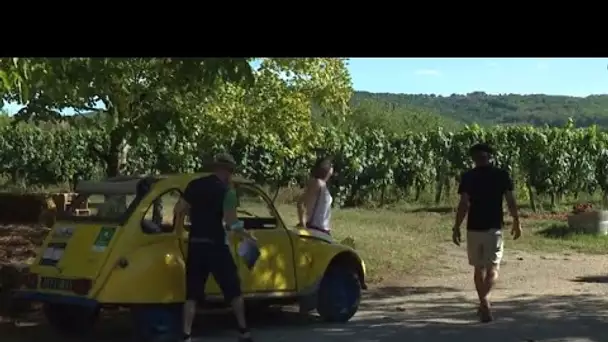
[185, 242, 241, 302]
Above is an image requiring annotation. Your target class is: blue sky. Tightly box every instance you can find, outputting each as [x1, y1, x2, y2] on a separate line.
[3, 58, 607, 115]
[349, 58, 608, 96]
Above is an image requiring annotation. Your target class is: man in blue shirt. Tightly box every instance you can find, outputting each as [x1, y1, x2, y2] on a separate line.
[174, 153, 256, 342]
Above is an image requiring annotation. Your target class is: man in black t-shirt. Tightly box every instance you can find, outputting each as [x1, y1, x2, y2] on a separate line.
[452, 143, 522, 323]
[173, 153, 256, 342]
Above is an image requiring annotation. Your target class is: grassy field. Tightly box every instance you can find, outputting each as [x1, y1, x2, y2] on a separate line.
[269, 203, 608, 285]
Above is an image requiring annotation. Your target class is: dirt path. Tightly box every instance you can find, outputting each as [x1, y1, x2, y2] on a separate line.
[197, 245, 608, 342]
[5, 245, 608, 342]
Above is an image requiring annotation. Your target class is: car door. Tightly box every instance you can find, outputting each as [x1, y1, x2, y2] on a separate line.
[234, 184, 297, 294]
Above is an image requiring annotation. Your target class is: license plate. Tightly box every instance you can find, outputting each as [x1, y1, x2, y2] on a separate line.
[40, 277, 73, 291]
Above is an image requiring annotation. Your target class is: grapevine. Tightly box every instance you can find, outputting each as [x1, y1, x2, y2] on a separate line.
[0, 123, 606, 210]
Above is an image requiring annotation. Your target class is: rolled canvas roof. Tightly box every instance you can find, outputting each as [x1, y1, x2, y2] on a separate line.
[74, 173, 254, 195]
[75, 179, 141, 195]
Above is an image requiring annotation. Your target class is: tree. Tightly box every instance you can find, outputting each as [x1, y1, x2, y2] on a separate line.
[0, 58, 254, 177]
[0, 108, 10, 126]
[191, 58, 353, 189]
[344, 99, 455, 134]
[199, 58, 352, 150]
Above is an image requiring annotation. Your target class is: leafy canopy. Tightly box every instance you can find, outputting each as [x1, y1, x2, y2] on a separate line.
[0, 57, 353, 177]
[0, 58, 255, 175]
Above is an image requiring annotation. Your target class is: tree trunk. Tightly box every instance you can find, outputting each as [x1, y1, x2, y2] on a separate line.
[105, 129, 129, 178]
[527, 184, 537, 212]
[435, 175, 443, 205]
[105, 153, 120, 178]
[415, 185, 422, 201]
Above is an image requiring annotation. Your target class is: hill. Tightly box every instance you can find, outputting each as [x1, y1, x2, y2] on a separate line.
[351, 91, 608, 128]
[7, 91, 608, 132]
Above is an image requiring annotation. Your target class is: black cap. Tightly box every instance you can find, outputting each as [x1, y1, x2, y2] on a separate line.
[469, 143, 494, 156]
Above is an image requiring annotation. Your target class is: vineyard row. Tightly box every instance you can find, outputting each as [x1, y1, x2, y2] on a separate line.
[2, 122, 608, 208]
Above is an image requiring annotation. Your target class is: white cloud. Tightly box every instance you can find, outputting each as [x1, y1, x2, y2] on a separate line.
[414, 69, 442, 76]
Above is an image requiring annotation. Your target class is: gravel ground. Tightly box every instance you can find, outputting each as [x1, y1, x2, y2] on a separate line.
[4, 244, 608, 342]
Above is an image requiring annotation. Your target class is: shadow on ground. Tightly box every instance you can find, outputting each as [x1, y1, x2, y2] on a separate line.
[365, 285, 461, 299]
[537, 223, 582, 239]
[3, 288, 608, 342]
[409, 207, 453, 214]
[571, 275, 608, 284]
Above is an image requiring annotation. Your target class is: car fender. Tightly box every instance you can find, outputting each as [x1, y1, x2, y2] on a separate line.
[94, 239, 185, 304]
[294, 233, 367, 296]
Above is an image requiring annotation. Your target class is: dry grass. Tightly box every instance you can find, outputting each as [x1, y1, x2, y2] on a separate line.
[509, 219, 608, 255]
[276, 204, 452, 283]
[273, 203, 608, 285]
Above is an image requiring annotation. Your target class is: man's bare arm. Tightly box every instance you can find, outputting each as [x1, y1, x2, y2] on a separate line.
[223, 206, 239, 229]
[454, 193, 470, 230]
[224, 207, 255, 240]
[174, 198, 190, 215]
[173, 197, 190, 228]
[173, 197, 190, 221]
[504, 191, 519, 220]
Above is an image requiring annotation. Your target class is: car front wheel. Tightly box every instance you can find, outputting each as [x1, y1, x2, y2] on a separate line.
[43, 303, 99, 335]
[316, 266, 361, 323]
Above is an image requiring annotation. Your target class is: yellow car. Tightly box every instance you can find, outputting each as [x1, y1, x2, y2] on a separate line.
[14, 174, 367, 340]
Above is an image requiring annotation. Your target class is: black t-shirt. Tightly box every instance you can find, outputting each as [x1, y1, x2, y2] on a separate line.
[183, 174, 228, 243]
[458, 165, 514, 231]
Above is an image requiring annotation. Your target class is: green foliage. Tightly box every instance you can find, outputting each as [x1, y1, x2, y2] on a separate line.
[351, 91, 608, 127]
[0, 58, 353, 179]
[3, 121, 608, 211]
[0, 109, 9, 126]
[0, 58, 256, 177]
[5, 58, 608, 210]
[340, 99, 459, 134]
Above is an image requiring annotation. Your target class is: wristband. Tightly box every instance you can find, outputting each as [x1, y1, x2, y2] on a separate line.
[229, 220, 245, 232]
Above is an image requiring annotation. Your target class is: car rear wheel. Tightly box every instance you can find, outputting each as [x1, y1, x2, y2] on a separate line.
[316, 266, 361, 323]
[43, 303, 99, 335]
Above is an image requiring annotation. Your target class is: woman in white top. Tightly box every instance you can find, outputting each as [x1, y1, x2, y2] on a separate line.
[296, 157, 334, 234]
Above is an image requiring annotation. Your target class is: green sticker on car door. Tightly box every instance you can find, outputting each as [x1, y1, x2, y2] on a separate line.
[92, 227, 116, 252]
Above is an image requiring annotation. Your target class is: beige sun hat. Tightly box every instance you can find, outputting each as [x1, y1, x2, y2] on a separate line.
[204, 152, 238, 172]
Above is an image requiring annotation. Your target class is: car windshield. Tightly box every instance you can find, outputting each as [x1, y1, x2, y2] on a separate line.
[58, 178, 144, 223]
[62, 193, 138, 222]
